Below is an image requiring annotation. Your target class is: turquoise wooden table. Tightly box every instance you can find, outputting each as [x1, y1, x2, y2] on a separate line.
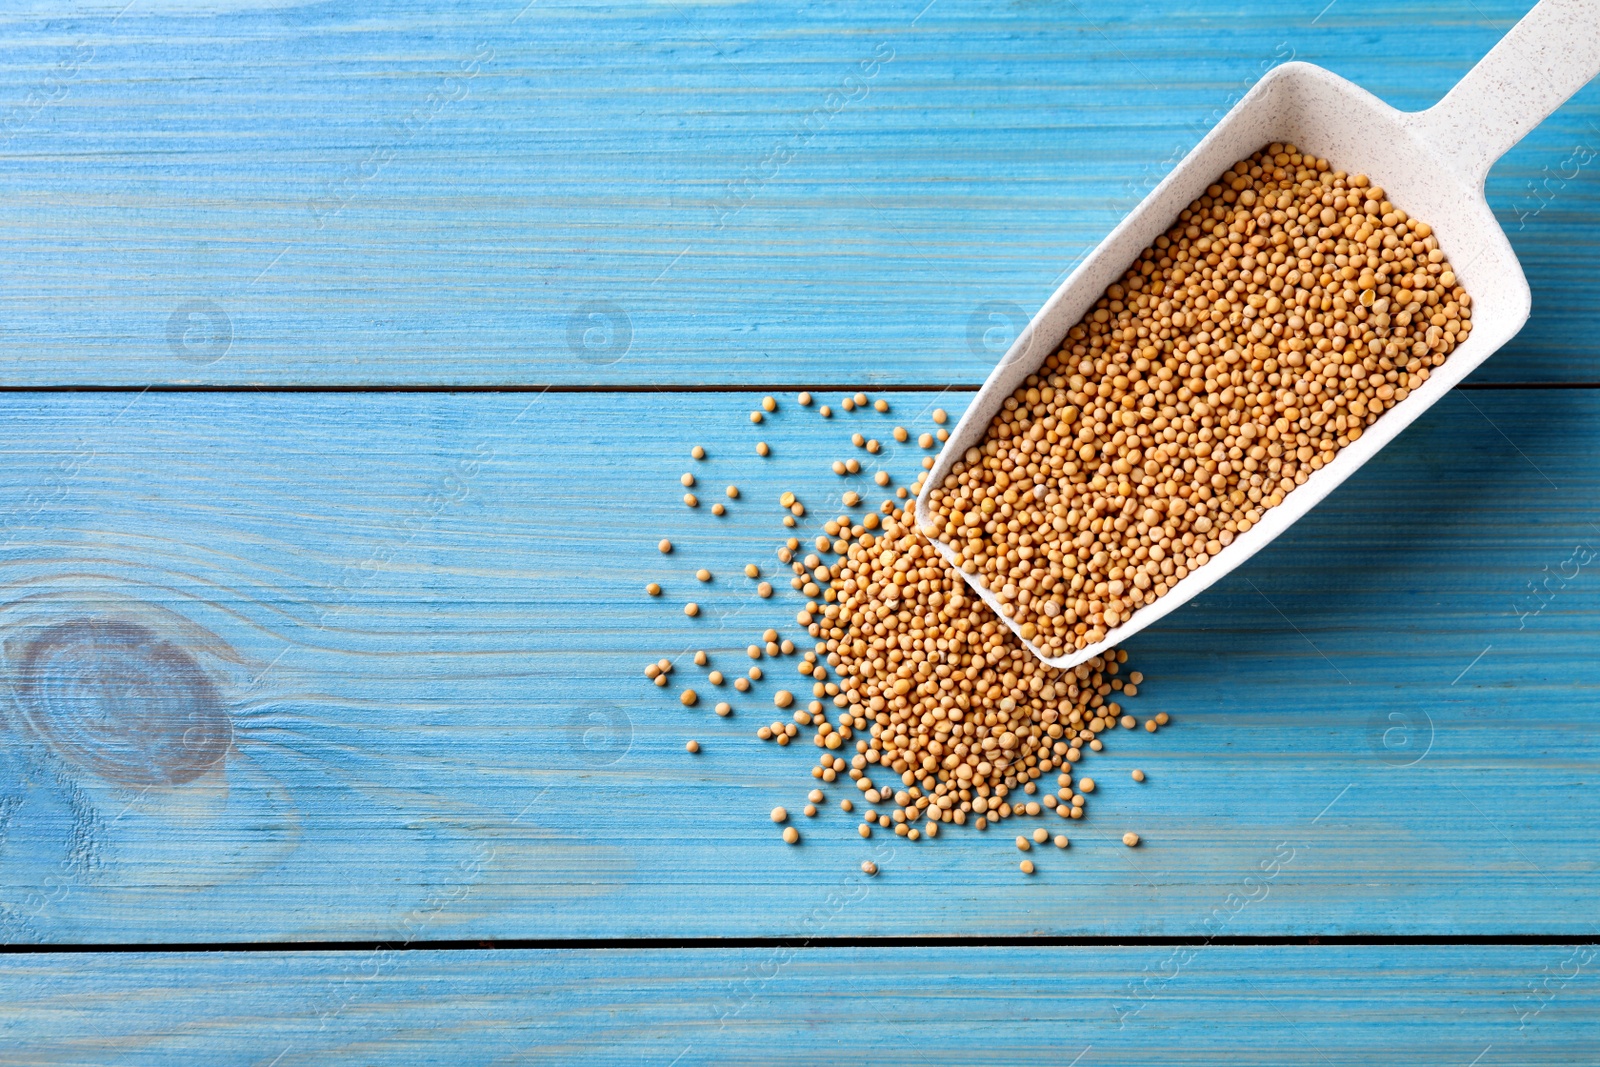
[0, 1, 1597, 1063]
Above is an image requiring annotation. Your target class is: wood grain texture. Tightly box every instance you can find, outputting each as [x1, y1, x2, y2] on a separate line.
[0, 388, 1597, 942]
[2, 946, 1597, 1065]
[0, 0, 1591, 386]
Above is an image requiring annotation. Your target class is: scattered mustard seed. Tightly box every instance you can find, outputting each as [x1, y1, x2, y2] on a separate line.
[1132, 769, 1146, 783]
[854, 393, 867, 407]
[726, 485, 739, 499]
[1032, 828, 1049, 844]
[841, 398, 855, 412]
[932, 408, 948, 424]
[680, 690, 698, 706]
[820, 405, 832, 418]
[659, 539, 673, 554]
[680, 473, 695, 488]
[758, 582, 773, 598]
[691, 446, 706, 460]
[756, 441, 770, 456]
[711, 503, 725, 515]
[1123, 832, 1141, 847]
[708, 671, 724, 685]
[799, 392, 813, 406]
[762, 396, 777, 413]
[750, 411, 762, 424]
[783, 826, 800, 845]
[684, 602, 699, 617]
[1054, 835, 1070, 849]
[771, 806, 788, 823]
[861, 860, 877, 875]
[874, 399, 889, 413]
[1020, 859, 1035, 875]
[646, 583, 662, 596]
[715, 702, 732, 716]
[686, 739, 700, 753]
[696, 568, 712, 582]
[693, 650, 708, 666]
[683, 493, 698, 508]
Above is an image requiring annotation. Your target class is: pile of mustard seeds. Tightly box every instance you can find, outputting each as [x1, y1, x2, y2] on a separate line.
[793, 500, 1159, 840]
[924, 143, 1472, 657]
[650, 393, 1165, 873]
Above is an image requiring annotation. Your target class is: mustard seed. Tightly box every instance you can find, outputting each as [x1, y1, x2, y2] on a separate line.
[734, 677, 750, 691]
[932, 409, 948, 424]
[758, 582, 773, 598]
[1020, 859, 1035, 874]
[683, 493, 698, 508]
[745, 564, 760, 579]
[1157, 713, 1170, 726]
[715, 701, 732, 716]
[684, 602, 699, 617]
[659, 539, 673, 554]
[859, 823, 872, 838]
[1015, 836, 1031, 851]
[1054, 835, 1069, 849]
[861, 860, 877, 875]
[852, 433, 865, 448]
[1123, 832, 1140, 847]
[686, 739, 700, 753]
[808, 789, 824, 803]
[783, 826, 800, 844]
[799, 392, 813, 406]
[726, 485, 739, 499]
[854, 393, 867, 406]
[750, 411, 762, 424]
[691, 446, 705, 460]
[696, 568, 712, 582]
[874, 471, 889, 486]
[841, 398, 855, 412]
[711, 503, 725, 515]
[874, 399, 889, 413]
[646, 583, 662, 596]
[762, 396, 777, 412]
[680, 473, 696, 488]
[1132, 769, 1146, 782]
[749, 666, 763, 681]
[918, 433, 934, 448]
[841, 799, 853, 812]
[1145, 720, 1157, 733]
[694, 650, 708, 666]
[1080, 778, 1095, 793]
[772, 806, 788, 823]
[804, 804, 817, 817]
[681, 690, 698, 706]
[1032, 827, 1049, 844]
[708, 671, 724, 685]
[774, 689, 794, 708]
[820, 405, 832, 418]
[867, 439, 881, 454]
[893, 427, 908, 442]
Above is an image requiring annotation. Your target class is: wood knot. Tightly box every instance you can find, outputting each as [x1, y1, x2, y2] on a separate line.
[14, 617, 232, 786]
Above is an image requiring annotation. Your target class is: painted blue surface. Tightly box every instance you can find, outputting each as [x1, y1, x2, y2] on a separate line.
[0, 389, 1594, 942]
[0, 2, 1597, 1058]
[3, 946, 1598, 1066]
[0, 0, 1590, 384]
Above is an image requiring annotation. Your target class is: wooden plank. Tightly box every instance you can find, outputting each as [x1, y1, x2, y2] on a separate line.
[0, 388, 1597, 942]
[2, 945, 1596, 1064]
[0, 0, 1591, 386]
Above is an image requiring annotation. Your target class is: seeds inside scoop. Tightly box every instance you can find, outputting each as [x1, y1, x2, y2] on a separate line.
[926, 144, 1471, 657]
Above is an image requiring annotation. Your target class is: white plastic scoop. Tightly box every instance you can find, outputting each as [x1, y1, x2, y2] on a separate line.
[917, 0, 1600, 670]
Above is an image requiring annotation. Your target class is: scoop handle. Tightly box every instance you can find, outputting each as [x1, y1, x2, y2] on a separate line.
[1407, 0, 1600, 189]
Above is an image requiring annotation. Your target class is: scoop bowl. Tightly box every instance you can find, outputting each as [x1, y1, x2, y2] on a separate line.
[916, 0, 1600, 669]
